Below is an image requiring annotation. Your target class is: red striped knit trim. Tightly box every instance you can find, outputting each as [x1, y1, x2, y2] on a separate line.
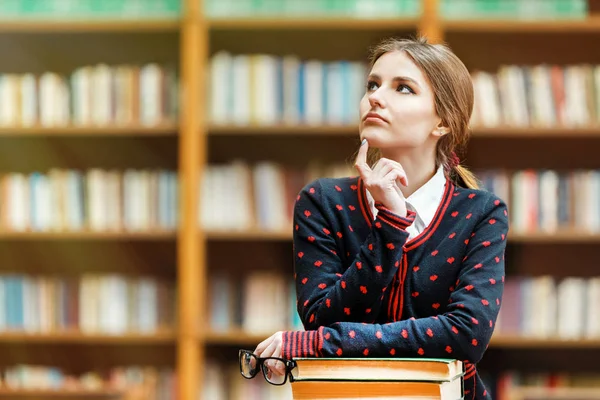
[395, 255, 409, 321]
[317, 326, 325, 357]
[357, 178, 373, 228]
[377, 213, 410, 231]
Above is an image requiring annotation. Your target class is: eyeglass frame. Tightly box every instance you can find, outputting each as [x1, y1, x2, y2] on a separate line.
[238, 349, 298, 386]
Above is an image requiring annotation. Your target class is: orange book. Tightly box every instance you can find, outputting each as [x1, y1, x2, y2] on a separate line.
[291, 358, 463, 382]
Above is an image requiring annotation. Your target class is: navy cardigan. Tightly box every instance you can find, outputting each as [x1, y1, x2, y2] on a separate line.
[281, 175, 509, 400]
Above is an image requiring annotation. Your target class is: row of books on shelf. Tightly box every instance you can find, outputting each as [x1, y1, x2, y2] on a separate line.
[478, 169, 600, 234]
[441, 0, 587, 20]
[208, 52, 366, 127]
[204, 362, 292, 400]
[472, 64, 600, 128]
[0, 64, 177, 128]
[206, 0, 586, 19]
[0, 274, 173, 335]
[2, 164, 599, 236]
[201, 161, 350, 232]
[209, 271, 303, 335]
[209, 53, 600, 130]
[203, 161, 600, 235]
[0, 169, 178, 233]
[0, 0, 585, 20]
[496, 372, 600, 400]
[0, 0, 180, 18]
[3, 365, 175, 399]
[496, 276, 600, 340]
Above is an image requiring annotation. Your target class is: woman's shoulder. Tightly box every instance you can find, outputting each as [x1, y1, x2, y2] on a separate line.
[298, 176, 360, 198]
[450, 185, 508, 218]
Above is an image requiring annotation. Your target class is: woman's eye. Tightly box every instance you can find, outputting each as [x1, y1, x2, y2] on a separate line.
[366, 81, 378, 91]
[397, 84, 415, 94]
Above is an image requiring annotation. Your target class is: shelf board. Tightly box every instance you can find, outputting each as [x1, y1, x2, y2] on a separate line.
[208, 17, 419, 30]
[0, 230, 176, 241]
[0, 389, 122, 397]
[0, 331, 176, 344]
[490, 335, 600, 349]
[0, 19, 180, 33]
[509, 230, 600, 243]
[443, 16, 600, 33]
[205, 330, 600, 349]
[208, 124, 600, 137]
[206, 229, 291, 241]
[473, 126, 600, 137]
[0, 125, 178, 137]
[205, 229, 600, 244]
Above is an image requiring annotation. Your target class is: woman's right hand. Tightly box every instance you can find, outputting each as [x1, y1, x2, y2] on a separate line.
[354, 138, 408, 217]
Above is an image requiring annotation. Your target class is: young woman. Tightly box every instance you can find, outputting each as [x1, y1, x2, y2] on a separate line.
[253, 36, 509, 400]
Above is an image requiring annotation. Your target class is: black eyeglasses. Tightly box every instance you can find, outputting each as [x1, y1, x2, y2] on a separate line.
[238, 349, 297, 386]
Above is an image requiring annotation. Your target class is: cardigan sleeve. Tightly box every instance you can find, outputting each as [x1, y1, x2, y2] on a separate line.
[284, 194, 508, 364]
[294, 179, 416, 331]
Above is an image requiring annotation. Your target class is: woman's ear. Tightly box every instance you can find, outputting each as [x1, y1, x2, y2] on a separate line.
[432, 124, 451, 137]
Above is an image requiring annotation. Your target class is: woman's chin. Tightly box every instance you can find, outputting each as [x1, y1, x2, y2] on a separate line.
[359, 128, 386, 147]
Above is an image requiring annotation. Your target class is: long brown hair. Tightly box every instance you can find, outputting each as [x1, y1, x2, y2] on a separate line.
[362, 35, 479, 189]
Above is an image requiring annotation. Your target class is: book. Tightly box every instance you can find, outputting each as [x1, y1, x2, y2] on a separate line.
[290, 358, 464, 382]
[291, 380, 463, 400]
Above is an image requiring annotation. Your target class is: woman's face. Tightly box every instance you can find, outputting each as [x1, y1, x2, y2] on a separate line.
[358, 50, 444, 150]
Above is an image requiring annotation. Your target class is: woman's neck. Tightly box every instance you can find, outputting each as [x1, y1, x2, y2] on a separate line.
[380, 147, 438, 199]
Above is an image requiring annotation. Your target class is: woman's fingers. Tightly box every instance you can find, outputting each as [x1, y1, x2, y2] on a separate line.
[354, 139, 371, 181]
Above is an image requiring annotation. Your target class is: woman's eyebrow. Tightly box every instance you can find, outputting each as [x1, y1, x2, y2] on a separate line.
[367, 73, 421, 89]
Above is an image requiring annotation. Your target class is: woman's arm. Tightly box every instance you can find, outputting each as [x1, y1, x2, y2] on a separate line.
[294, 179, 416, 330]
[286, 194, 508, 365]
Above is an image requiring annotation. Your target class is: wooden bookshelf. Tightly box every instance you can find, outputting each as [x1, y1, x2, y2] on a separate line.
[3, 0, 600, 398]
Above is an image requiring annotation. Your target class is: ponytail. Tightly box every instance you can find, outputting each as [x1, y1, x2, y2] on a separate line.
[452, 164, 479, 189]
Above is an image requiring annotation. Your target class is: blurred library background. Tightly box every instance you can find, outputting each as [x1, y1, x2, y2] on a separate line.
[0, 0, 598, 399]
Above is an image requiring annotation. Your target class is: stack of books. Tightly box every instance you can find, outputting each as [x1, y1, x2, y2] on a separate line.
[290, 358, 465, 400]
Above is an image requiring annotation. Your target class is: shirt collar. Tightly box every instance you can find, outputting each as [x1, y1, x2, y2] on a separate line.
[366, 164, 446, 226]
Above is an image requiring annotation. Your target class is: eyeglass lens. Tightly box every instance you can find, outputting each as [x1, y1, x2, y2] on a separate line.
[261, 359, 287, 385]
[240, 351, 258, 378]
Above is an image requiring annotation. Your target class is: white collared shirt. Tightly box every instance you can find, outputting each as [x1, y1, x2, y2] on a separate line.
[366, 165, 446, 240]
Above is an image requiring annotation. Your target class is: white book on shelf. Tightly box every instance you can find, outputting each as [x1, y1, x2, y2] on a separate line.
[252, 54, 279, 126]
[557, 277, 586, 339]
[538, 170, 559, 233]
[326, 62, 344, 125]
[0, 74, 18, 126]
[232, 55, 251, 126]
[137, 277, 158, 333]
[92, 64, 112, 126]
[8, 173, 29, 232]
[232, 160, 254, 231]
[71, 66, 92, 126]
[303, 60, 323, 125]
[87, 169, 106, 232]
[282, 55, 300, 125]
[585, 277, 600, 338]
[140, 63, 162, 126]
[20, 73, 37, 127]
[209, 51, 232, 125]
